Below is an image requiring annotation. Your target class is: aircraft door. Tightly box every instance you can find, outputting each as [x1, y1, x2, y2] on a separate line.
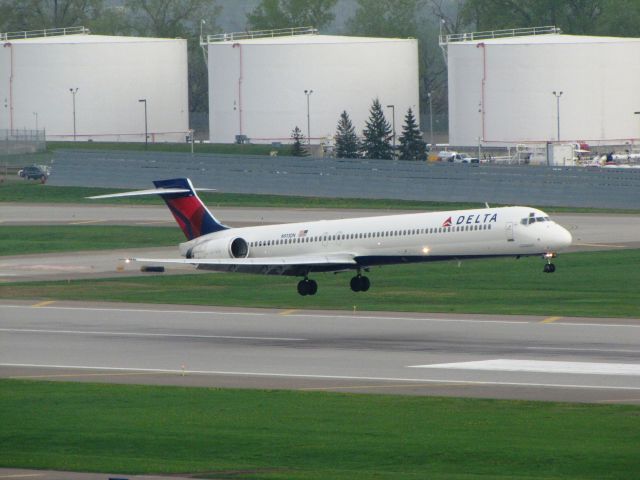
[505, 222, 515, 242]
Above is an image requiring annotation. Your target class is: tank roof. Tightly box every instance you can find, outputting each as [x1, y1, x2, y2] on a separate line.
[204, 34, 414, 46]
[3, 34, 183, 45]
[452, 33, 640, 46]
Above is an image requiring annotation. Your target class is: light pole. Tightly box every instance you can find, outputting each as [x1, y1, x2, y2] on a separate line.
[427, 91, 434, 146]
[69, 87, 78, 141]
[304, 89, 313, 145]
[552, 91, 563, 141]
[386, 104, 395, 154]
[138, 99, 148, 148]
[33, 112, 38, 132]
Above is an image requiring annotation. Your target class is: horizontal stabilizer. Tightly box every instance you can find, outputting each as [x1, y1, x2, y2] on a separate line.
[87, 187, 215, 200]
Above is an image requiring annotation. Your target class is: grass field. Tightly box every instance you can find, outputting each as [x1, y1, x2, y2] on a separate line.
[0, 181, 497, 210]
[1, 380, 638, 479]
[2, 181, 640, 213]
[46, 140, 290, 156]
[2, 249, 639, 317]
[1, 226, 183, 256]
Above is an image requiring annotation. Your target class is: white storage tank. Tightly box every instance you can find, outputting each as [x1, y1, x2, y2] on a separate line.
[445, 32, 640, 146]
[0, 29, 188, 142]
[203, 30, 419, 144]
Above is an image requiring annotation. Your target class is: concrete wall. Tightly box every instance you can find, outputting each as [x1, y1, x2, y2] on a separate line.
[49, 150, 640, 209]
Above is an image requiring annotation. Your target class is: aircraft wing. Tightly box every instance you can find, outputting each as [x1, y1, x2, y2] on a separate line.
[131, 253, 358, 276]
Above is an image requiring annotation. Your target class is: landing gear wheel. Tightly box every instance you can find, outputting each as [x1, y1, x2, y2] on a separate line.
[297, 278, 318, 296]
[350, 275, 370, 292]
[543, 263, 556, 273]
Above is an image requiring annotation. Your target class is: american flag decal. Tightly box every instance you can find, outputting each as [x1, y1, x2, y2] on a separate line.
[298, 229, 308, 237]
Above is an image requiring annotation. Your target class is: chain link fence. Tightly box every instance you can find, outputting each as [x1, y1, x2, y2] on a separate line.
[0, 129, 47, 156]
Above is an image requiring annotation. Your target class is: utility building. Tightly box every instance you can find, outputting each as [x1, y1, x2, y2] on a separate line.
[0, 27, 188, 142]
[202, 28, 419, 144]
[441, 27, 640, 147]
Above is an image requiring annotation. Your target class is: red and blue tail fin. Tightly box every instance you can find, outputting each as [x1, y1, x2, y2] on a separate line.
[153, 178, 228, 240]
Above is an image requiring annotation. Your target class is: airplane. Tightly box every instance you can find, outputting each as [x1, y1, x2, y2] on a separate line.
[89, 178, 573, 296]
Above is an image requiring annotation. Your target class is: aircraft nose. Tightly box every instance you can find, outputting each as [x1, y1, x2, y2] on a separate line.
[555, 225, 573, 249]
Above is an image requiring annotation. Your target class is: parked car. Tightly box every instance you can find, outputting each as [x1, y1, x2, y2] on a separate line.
[437, 151, 479, 164]
[18, 165, 48, 181]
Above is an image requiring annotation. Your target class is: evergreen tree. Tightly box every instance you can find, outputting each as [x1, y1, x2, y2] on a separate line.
[398, 107, 427, 161]
[290, 126, 308, 157]
[360, 98, 393, 160]
[334, 110, 359, 158]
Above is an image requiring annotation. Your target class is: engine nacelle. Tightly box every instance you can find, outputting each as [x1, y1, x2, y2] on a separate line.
[229, 237, 249, 258]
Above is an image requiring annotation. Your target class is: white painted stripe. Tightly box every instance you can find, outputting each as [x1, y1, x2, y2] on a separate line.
[524, 346, 640, 354]
[0, 328, 305, 342]
[409, 359, 640, 376]
[1, 304, 639, 328]
[2, 363, 640, 391]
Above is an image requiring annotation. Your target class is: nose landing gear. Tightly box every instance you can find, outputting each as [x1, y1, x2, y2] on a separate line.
[543, 252, 557, 273]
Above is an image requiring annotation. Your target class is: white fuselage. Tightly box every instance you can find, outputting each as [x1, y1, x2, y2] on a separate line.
[180, 206, 572, 273]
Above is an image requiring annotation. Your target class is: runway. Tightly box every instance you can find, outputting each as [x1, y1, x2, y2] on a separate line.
[1, 301, 639, 404]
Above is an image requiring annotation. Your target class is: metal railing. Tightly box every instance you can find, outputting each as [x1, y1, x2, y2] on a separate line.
[203, 26, 317, 44]
[440, 25, 560, 45]
[0, 26, 89, 41]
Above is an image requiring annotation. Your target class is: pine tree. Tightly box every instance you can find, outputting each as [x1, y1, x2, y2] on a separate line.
[334, 110, 359, 158]
[290, 126, 308, 157]
[360, 98, 393, 160]
[398, 107, 427, 161]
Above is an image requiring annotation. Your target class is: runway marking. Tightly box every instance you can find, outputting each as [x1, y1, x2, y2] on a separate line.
[30, 300, 56, 308]
[68, 220, 104, 225]
[0, 475, 43, 478]
[0, 328, 306, 342]
[2, 363, 640, 391]
[280, 309, 299, 316]
[524, 346, 640, 354]
[409, 359, 640, 376]
[9, 372, 173, 380]
[598, 398, 640, 404]
[574, 242, 627, 248]
[541, 316, 563, 323]
[2, 304, 639, 328]
[301, 382, 471, 391]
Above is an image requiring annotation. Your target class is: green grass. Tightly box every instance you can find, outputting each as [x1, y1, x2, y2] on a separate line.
[1, 380, 638, 479]
[0, 181, 493, 210]
[2, 181, 639, 213]
[47, 140, 290, 156]
[1, 226, 183, 256]
[2, 250, 639, 317]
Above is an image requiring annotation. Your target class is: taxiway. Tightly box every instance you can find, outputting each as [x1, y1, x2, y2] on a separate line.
[1, 301, 639, 404]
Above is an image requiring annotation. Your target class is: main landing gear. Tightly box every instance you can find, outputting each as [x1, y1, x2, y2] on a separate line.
[297, 278, 318, 296]
[543, 252, 556, 273]
[350, 274, 370, 292]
